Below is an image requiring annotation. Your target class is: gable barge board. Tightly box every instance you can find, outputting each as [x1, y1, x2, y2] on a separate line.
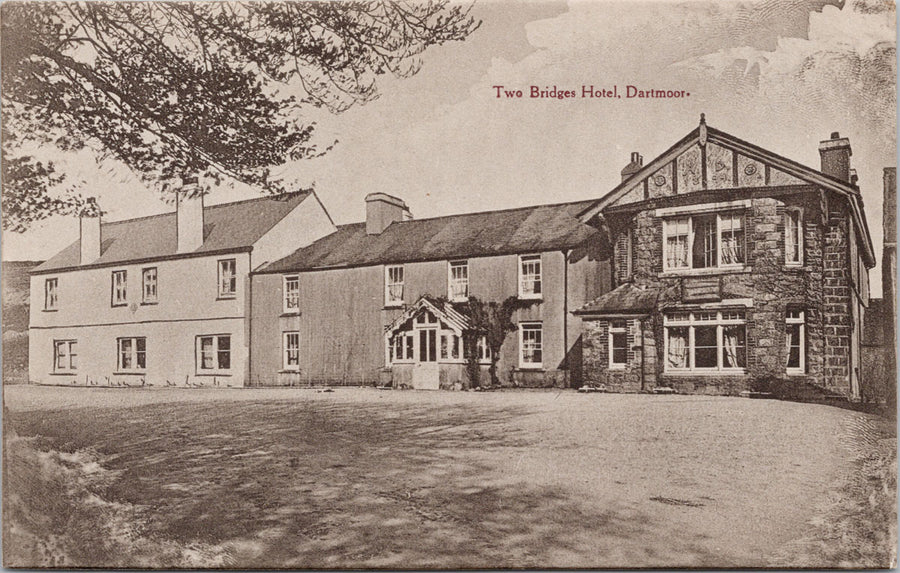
[603, 184, 818, 215]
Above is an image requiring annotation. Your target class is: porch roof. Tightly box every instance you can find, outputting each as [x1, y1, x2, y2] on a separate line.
[574, 283, 660, 317]
[384, 296, 471, 335]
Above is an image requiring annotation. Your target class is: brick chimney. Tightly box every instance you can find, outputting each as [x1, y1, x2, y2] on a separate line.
[818, 132, 852, 182]
[79, 198, 101, 265]
[176, 176, 204, 253]
[621, 152, 643, 182]
[365, 193, 411, 235]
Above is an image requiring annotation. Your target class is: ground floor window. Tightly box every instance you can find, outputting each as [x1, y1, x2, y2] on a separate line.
[664, 311, 746, 372]
[54, 340, 77, 373]
[117, 337, 146, 372]
[519, 322, 543, 368]
[283, 331, 300, 370]
[609, 320, 628, 368]
[197, 334, 231, 374]
[786, 309, 805, 374]
[440, 333, 461, 360]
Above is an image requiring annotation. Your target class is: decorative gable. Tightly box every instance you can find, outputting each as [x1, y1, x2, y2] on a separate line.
[605, 119, 807, 210]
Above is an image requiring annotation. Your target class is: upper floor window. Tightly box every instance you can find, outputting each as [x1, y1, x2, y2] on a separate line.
[785, 208, 803, 266]
[518, 255, 542, 299]
[218, 259, 237, 298]
[665, 310, 746, 372]
[44, 278, 58, 311]
[786, 309, 806, 374]
[519, 322, 543, 368]
[284, 275, 300, 313]
[385, 265, 404, 307]
[111, 270, 127, 306]
[663, 212, 745, 271]
[448, 260, 469, 301]
[142, 267, 158, 304]
[609, 320, 628, 368]
[53, 340, 77, 373]
[197, 334, 231, 374]
[117, 337, 146, 372]
[283, 331, 300, 370]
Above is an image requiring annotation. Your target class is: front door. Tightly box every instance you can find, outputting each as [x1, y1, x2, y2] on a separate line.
[412, 327, 439, 390]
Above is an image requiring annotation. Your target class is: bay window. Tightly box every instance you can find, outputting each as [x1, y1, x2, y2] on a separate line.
[664, 311, 746, 372]
[663, 212, 746, 271]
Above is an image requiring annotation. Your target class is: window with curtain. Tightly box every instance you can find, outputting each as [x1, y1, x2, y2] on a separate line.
[385, 265, 404, 306]
[664, 311, 746, 371]
[785, 209, 803, 265]
[663, 211, 746, 271]
[283, 331, 300, 370]
[117, 337, 146, 372]
[448, 260, 469, 301]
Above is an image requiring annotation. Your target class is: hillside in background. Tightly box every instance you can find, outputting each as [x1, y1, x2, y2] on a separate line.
[3, 261, 40, 383]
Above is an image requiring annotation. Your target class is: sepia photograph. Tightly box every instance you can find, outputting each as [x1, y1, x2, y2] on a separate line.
[1, 0, 897, 568]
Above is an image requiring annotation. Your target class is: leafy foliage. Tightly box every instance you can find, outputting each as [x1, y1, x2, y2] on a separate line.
[1, 1, 479, 231]
[458, 296, 538, 387]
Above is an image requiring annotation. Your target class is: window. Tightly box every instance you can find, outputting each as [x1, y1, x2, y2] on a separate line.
[385, 265, 404, 306]
[390, 331, 415, 363]
[440, 333, 462, 360]
[142, 267, 158, 304]
[785, 208, 803, 265]
[519, 255, 542, 299]
[609, 320, 628, 368]
[111, 270, 127, 306]
[664, 311, 746, 372]
[53, 340, 76, 372]
[663, 212, 746, 271]
[448, 261, 469, 301]
[197, 335, 231, 373]
[786, 309, 806, 374]
[283, 275, 299, 313]
[218, 259, 237, 298]
[117, 337, 146, 372]
[283, 331, 300, 370]
[44, 278, 58, 310]
[475, 336, 492, 363]
[519, 323, 543, 368]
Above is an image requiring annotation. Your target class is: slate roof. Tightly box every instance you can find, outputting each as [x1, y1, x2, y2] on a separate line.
[32, 191, 312, 274]
[260, 199, 600, 273]
[574, 283, 660, 316]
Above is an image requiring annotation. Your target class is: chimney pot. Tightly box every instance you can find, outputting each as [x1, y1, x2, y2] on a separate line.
[831, 131, 840, 139]
[621, 151, 644, 182]
[366, 193, 411, 235]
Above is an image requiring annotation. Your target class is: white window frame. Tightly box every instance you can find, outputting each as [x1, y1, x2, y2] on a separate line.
[518, 322, 543, 369]
[786, 309, 806, 375]
[53, 339, 77, 373]
[196, 334, 232, 375]
[116, 337, 146, 373]
[283, 275, 300, 313]
[218, 259, 237, 299]
[785, 208, 804, 266]
[282, 331, 300, 371]
[662, 211, 747, 272]
[663, 311, 747, 373]
[518, 255, 543, 299]
[439, 331, 464, 362]
[608, 320, 628, 369]
[111, 270, 127, 307]
[448, 260, 469, 302]
[385, 265, 404, 307]
[388, 331, 415, 364]
[44, 278, 58, 311]
[475, 335, 492, 364]
[142, 267, 158, 304]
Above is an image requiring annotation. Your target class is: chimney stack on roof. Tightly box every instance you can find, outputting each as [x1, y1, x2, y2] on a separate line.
[176, 175, 205, 253]
[79, 198, 101, 265]
[365, 193, 411, 235]
[819, 132, 852, 183]
[621, 152, 643, 182]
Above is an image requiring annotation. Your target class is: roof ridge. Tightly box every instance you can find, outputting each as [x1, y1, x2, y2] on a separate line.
[101, 190, 310, 226]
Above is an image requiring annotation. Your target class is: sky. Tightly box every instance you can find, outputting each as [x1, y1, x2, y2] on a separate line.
[3, 0, 896, 293]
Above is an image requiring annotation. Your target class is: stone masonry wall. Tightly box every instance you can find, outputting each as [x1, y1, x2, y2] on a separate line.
[584, 190, 848, 396]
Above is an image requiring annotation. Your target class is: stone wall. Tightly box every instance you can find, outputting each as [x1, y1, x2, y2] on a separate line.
[583, 190, 857, 396]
